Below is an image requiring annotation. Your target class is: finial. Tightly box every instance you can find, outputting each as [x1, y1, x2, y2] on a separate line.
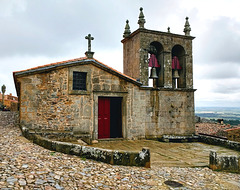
[123, 20, 131, 38]
[85, 34, 94, 58]
[183, 17, 191, 36]
[138, 7, 145, 29]
[167, 27, 170, 33]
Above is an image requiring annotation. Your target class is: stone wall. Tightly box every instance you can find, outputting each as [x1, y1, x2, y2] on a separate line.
[0, 111, 19, 126]
[209, 151, 240, 173]
[21, 126, 150, 168]
[17, 61, 195, 142]
[127, 87, 195, 139]
[199, 134, 240, 151]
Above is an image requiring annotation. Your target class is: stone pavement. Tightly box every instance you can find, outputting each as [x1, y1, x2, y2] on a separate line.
[90, 139, 240, 168]
[1, 124, 240, 189]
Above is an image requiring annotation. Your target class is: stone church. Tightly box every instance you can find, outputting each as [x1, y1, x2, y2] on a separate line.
[14, 8, 196, 144]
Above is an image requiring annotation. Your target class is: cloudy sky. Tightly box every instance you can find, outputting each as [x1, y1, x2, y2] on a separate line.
[1, 0, 240, 107]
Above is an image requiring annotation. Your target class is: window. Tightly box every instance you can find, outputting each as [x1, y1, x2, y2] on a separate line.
[73, 71, 87, 90]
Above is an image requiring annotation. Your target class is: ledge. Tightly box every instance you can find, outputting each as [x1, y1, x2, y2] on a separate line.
[139, 86, 197, 92]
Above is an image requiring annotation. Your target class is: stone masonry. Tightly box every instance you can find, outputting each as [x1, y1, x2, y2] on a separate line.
[14, 8, 196, 143]
[14, 58, 195, 142]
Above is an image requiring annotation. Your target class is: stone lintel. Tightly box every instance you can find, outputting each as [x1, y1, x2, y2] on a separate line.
[93, 90, 128, 94]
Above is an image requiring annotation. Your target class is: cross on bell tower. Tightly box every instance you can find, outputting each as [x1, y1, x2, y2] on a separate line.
[85, 34, 94, 58]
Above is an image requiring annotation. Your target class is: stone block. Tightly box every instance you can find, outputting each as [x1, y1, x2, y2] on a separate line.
[102, 84, 110, 91]
[93, 84, 101, 91]
[112, 151, 130, 166]
[92, 77, 99, 83]
[55, 142, 73, 154]
[209, 151, 240, 173]
[70, 144, 82, 156]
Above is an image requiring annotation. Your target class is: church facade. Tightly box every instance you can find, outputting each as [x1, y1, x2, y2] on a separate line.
[14, 8, 196, 143]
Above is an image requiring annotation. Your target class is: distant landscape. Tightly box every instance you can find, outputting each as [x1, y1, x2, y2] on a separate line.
[195, 107, 240, 126]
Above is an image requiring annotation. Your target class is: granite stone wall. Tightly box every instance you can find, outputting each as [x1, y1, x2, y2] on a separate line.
[199, 134, 240, 151]
[122, 29, 194, 88]
[18, 62, 195, 142]
[21, 126, 150, 168]
[209, 151, 240, 173]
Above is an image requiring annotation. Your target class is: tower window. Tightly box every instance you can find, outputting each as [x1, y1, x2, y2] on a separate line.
[73, 71, 87, 90]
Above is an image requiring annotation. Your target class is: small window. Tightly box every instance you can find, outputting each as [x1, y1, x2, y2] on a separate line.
[73, 71, 87, 90]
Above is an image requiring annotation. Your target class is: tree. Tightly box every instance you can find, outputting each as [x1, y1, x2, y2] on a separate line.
[1, 84, 6, 106]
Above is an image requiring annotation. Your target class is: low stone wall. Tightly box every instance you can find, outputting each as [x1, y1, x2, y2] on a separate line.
[0, 111, 19, 126]
[199, 134, 240, 151]
[209, 151, 240, 173]
[21, 126, 150, 168]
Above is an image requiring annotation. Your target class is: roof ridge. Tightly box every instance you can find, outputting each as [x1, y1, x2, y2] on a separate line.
[13, 57, 88, 74]
[13, 56, 140, 84]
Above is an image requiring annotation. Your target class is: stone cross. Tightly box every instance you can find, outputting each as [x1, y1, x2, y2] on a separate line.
[85, 34, 94, 52]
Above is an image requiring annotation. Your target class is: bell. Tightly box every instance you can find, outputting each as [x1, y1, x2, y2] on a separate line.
[149, 67, 158, 79]
[173, 69, 179, 78]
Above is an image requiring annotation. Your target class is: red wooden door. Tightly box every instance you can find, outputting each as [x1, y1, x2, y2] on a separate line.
[98, 98, 110, 139]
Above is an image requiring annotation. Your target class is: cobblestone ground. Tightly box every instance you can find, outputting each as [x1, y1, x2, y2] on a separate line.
[0, 124, 240, 190]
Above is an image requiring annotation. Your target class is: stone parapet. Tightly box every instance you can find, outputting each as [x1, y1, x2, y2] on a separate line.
[199, 134, 240, 151]
[209, 151, 240, 173]
[21, 126, 150, 168]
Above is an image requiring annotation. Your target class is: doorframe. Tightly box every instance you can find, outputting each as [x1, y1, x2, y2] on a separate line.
[93, 92, 127, 140]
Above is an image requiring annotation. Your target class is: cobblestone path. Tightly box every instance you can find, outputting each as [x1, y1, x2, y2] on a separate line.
[0, 124, 240, 189]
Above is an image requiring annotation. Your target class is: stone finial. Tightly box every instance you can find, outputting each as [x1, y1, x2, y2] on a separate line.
[123, 20, 131, 38]
[183, 17, 191, 36]
[167, 27, 170, 33]
[85, 34, 94, 58]
[138, 7, 146, 28]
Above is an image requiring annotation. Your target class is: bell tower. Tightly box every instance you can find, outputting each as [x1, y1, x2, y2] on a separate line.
[121, 8, 195, 89]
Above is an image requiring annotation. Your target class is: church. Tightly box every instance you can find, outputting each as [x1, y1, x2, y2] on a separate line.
[13, 8, 196, 144]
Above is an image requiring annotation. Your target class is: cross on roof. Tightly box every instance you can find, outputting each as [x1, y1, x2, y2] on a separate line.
[85, 34, 94, 52]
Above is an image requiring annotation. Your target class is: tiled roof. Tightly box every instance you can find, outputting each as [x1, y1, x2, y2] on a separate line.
[13, 57, 142, 95]
[224, 127, 240, 132]
[13, 57, 137, 82]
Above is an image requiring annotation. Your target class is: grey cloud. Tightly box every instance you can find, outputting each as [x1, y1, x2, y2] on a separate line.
[196, 17, 240, 64]
[211, 80, 240, 94]
[197, 62, 240, 79]
[0, 1, 129, 57]
[0, 0, 183, 58]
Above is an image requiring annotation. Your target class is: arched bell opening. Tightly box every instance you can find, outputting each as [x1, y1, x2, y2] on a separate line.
[171, 45, 186, 88]
[148, 41, 164, 87]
